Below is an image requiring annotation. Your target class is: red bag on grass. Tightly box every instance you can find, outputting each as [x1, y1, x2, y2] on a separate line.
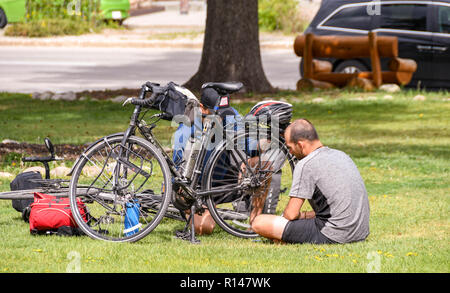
[29, 192, 88, 236]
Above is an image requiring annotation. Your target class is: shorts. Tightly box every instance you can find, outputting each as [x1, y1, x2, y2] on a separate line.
[281, 217, 337, 244]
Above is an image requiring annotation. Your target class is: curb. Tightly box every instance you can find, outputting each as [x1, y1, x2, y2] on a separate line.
[0, 38, 293, 50]
[0, 39, 204, 49]
[0, 29, 294, 50]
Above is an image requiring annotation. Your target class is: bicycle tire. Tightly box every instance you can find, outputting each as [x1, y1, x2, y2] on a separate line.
[0, 179, 73, 200]
[69, 135, 172, 242]
[0, 188, 67, 200]
[203, 131, 295, 238]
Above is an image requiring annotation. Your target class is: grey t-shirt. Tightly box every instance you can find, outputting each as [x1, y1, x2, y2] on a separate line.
[289, 147, 370, 243]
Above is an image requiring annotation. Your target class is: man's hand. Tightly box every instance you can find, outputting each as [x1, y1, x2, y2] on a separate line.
[299, 210, 316, 219]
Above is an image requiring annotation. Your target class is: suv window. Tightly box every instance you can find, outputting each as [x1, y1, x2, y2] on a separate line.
[437, 5, 450, 33]
[322, 5, 373, 31]
[379, 4, 428, 32]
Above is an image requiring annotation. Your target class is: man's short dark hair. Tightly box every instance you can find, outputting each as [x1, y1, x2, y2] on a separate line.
[289, 119, 319, 142]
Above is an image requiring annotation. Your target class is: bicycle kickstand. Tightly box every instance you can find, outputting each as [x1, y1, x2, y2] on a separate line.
[189, 205, 200, 244]
[174, 206, 200, 244]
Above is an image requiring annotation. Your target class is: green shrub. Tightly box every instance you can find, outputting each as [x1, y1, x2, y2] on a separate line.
[5, 19, 97, 37]
[5, 0, 120, 37]
[258, 0, 308, 33]
[25, 0, 101, 21]
[5, 18, 122, 38]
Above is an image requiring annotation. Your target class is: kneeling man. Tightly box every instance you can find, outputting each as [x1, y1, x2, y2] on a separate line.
[252, 119, 370, 244]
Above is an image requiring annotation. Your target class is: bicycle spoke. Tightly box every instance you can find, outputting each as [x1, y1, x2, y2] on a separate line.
[69, 135, 171, 242]
[205, 132, 295, 238]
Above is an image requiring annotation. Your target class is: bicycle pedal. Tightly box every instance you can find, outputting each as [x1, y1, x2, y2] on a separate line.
[174, 229, 190, 239]
[174, 229, 201, 244]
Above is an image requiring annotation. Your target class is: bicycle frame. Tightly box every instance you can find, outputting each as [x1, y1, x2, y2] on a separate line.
[118, 85, 246, 207]
[74, 82, 296, 243]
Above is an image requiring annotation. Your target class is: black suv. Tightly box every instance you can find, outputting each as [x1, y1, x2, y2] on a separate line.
[303, 0, 450, 89]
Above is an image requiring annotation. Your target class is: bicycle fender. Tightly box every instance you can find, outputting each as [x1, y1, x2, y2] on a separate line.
[67, 132, 125, 176]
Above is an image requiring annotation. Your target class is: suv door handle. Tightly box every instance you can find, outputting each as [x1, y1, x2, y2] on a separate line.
[432, 46, 448, 52]
[417, 45, 433, 51]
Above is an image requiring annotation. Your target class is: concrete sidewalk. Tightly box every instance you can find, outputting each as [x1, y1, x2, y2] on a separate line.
[0, 5, 301, 93]
[0, 9, 294, 50]
[124, 9, 206, 28]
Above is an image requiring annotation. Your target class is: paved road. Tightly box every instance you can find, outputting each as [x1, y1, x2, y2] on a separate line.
[0, 46, 300, 94]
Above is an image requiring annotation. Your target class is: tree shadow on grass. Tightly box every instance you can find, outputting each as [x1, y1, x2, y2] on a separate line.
[298, 100, 410, 122]
[297, 101, 449, 160]
[335, 126, 449, 140]
[329, 142, 450, 160]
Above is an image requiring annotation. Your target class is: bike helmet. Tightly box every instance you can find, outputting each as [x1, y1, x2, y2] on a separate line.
[246, 100, 293, 133]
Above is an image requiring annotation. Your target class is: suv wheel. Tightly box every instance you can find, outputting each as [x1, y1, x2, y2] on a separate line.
[334, 60, 369, 73]
[0, 8, 7, 29]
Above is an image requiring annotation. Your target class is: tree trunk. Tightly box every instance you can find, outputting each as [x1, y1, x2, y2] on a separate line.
[183, 0, 274, 93]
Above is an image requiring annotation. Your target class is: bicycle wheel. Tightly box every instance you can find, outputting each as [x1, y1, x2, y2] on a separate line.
[69, 135, 172, 242]
[0, 187, 67, 200]
[203, 132, 295, 238]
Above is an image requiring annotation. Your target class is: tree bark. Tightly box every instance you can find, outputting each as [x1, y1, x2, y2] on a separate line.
[183, 0, 274, 93]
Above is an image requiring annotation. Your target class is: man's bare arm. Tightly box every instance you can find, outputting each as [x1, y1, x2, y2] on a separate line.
[283, 197, 316, 220]
[283, 197, 305, 220]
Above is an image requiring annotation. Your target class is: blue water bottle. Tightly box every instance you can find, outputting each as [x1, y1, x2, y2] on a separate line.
[124, 200, 141, 237]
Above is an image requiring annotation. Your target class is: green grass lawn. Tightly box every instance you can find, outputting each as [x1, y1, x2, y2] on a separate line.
[0, 89, 449, 273]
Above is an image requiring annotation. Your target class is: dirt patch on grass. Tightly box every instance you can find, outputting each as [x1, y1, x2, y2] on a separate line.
[0, 142, 87, 161]
[385, 220, 449, 240]
[76, 88, 141, 100]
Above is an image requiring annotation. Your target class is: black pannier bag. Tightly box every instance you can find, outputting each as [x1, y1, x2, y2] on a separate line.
[10, 171, 43, 219]
[150, 82, 189, 120]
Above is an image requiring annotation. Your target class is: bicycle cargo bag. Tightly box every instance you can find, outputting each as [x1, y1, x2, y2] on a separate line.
[10, 171, 43, 213]
[151, 82, 189, 120]
[29, 192, 88, 236]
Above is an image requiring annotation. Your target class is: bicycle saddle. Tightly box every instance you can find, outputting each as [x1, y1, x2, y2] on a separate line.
[201, 82, 244, 95]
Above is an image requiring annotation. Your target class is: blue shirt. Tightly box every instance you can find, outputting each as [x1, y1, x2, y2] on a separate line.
[172, 107, 242, 167]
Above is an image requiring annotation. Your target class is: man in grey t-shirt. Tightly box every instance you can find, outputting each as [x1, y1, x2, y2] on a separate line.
[252, 119, 370, 244]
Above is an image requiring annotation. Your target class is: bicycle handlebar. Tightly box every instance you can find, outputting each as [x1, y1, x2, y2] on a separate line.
[129, 92, 157, 107]
[123, 82, 167, 108]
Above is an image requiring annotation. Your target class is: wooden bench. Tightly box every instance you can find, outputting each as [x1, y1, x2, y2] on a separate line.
[293, 32, 417, 90]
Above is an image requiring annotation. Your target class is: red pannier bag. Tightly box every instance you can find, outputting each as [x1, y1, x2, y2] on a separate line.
[29, 192, 88, 235]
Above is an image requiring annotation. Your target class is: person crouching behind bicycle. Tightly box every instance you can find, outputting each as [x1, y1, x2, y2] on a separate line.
[172, 94, 294, 236]
[172, 86, 242, 235]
